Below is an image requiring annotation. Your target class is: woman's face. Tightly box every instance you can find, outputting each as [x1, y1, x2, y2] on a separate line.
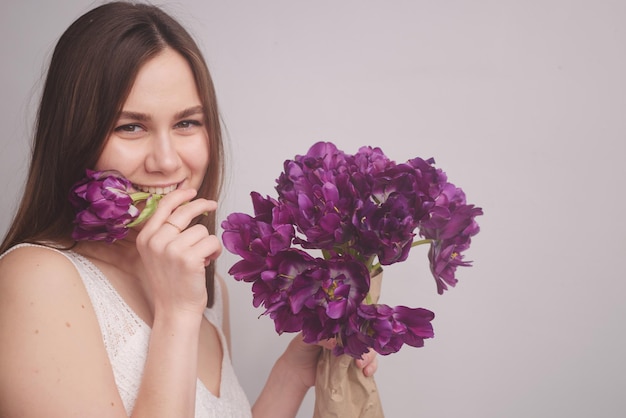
[96, 48, 209, 195]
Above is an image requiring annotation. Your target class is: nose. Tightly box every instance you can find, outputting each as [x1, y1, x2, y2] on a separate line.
[145, 132, 182, 174]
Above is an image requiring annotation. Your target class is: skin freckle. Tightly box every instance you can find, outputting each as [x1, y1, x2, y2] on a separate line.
[34, 329, 39, 334]
[65, 322, 71, 328]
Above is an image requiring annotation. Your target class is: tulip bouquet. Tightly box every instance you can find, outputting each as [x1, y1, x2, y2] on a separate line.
[69, 169, 162, 242]
[221, 141, 482, 417]
[222, 142, 482, 356]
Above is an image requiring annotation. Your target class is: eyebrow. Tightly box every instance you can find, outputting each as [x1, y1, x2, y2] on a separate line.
[175, 105, 204, 120]
[118, 105, 204, 122]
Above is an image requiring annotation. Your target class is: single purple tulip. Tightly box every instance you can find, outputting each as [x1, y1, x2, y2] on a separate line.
[70, 170, 140, 243]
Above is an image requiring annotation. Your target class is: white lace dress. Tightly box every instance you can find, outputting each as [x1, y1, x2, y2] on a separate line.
[2, 244, 252, 417]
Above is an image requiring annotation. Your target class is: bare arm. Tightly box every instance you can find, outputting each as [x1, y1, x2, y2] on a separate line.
[0, 192, 219, 417]
[0, 246, 129, 417]
[0, 246, 207, 418]
[217, 267, 318, 417]
[131, 190, 218, 416]
[251, 337, 379, 418]
[252, 334, 321, 418]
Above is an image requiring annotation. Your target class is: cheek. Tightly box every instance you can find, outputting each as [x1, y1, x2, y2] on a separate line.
[185, 136, 210, 173]
[202, 140, 211, 173]
[182, 139, 210, 190]
[95, 136, 115, 171]
[199, 144, 210, 172]
[190, 151, 210, 181]
[94, 139, 137, 173]
[94, 147, 114, 171]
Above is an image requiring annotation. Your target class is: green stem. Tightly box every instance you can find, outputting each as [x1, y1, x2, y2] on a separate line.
[412, 238, 433, 247]
[365, 256, 382, 305]
[130, 192, 153, 202]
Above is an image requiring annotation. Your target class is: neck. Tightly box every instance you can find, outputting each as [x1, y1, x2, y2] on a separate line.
[74, 235, 142, 274]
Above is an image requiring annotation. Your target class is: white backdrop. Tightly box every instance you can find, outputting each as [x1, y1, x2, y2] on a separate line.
[1, 1, 625, 417]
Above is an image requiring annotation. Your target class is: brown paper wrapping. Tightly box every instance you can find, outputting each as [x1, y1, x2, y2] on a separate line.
[312, 272, 385, 418]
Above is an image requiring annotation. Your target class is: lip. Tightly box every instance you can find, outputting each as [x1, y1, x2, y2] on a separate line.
[132, 181, 182, 195]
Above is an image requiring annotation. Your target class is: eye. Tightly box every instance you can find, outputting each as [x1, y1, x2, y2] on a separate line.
[175, 119, 203, 130]
[114, 124, 145, 134]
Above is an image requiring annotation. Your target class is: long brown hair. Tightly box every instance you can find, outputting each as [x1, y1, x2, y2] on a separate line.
[0, 1, 223, 306]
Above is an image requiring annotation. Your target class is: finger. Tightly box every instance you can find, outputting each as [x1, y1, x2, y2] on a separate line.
[204, 234, 222, 262]
[356, 348, 375, 368]
[145, 194, 216, 238]
[140, 188, 198, 235]
[363, 361, 377, 377]
[172, 226, 222, 263]
[167, 198, 217, 230]
[356, 349, 378, 377]
[155, 188, 198, 216]
[164, 220, 184, 233]
[164, 229, 221, 268]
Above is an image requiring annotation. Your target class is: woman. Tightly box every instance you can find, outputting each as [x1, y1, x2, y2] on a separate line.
[0, 2, 376, 417]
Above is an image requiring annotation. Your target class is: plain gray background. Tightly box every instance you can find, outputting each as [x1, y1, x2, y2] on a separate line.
[1, 1, 625, 417]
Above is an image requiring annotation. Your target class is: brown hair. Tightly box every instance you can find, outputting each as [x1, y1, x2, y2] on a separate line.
[0, 1, 223, 306]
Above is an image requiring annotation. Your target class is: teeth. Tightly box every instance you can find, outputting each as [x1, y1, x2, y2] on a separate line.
[136, 184, 178, 195]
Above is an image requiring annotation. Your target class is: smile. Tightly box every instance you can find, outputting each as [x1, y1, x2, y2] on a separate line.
[133, 183, 179, 195]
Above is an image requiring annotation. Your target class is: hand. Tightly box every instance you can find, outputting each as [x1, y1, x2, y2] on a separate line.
[252, 335, 380, 417]
[282, 335, 379, 390]
[319, 339, 378, 378]
[281, 334, 322, 389]
[135, 188, 220, 317]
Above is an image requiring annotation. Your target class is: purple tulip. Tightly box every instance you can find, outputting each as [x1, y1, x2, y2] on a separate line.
[222, 192, 295, 283]
[418, 181, 483, 293]
[354, 304, 435, 355]
[276, 143, 356, 250]
[353, 194, 416, 265]
[250, 249, 371, 349]
[69, 170, 140, 243]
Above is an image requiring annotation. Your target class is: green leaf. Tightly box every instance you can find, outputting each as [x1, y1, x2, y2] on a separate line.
[127, 194, 163, 227]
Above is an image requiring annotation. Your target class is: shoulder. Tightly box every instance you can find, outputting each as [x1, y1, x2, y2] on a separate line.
[0, 245, 85, 302]
[0, 244, 84, 294]
[1, 244, 76, 277]
[0, 245, 125, 415]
